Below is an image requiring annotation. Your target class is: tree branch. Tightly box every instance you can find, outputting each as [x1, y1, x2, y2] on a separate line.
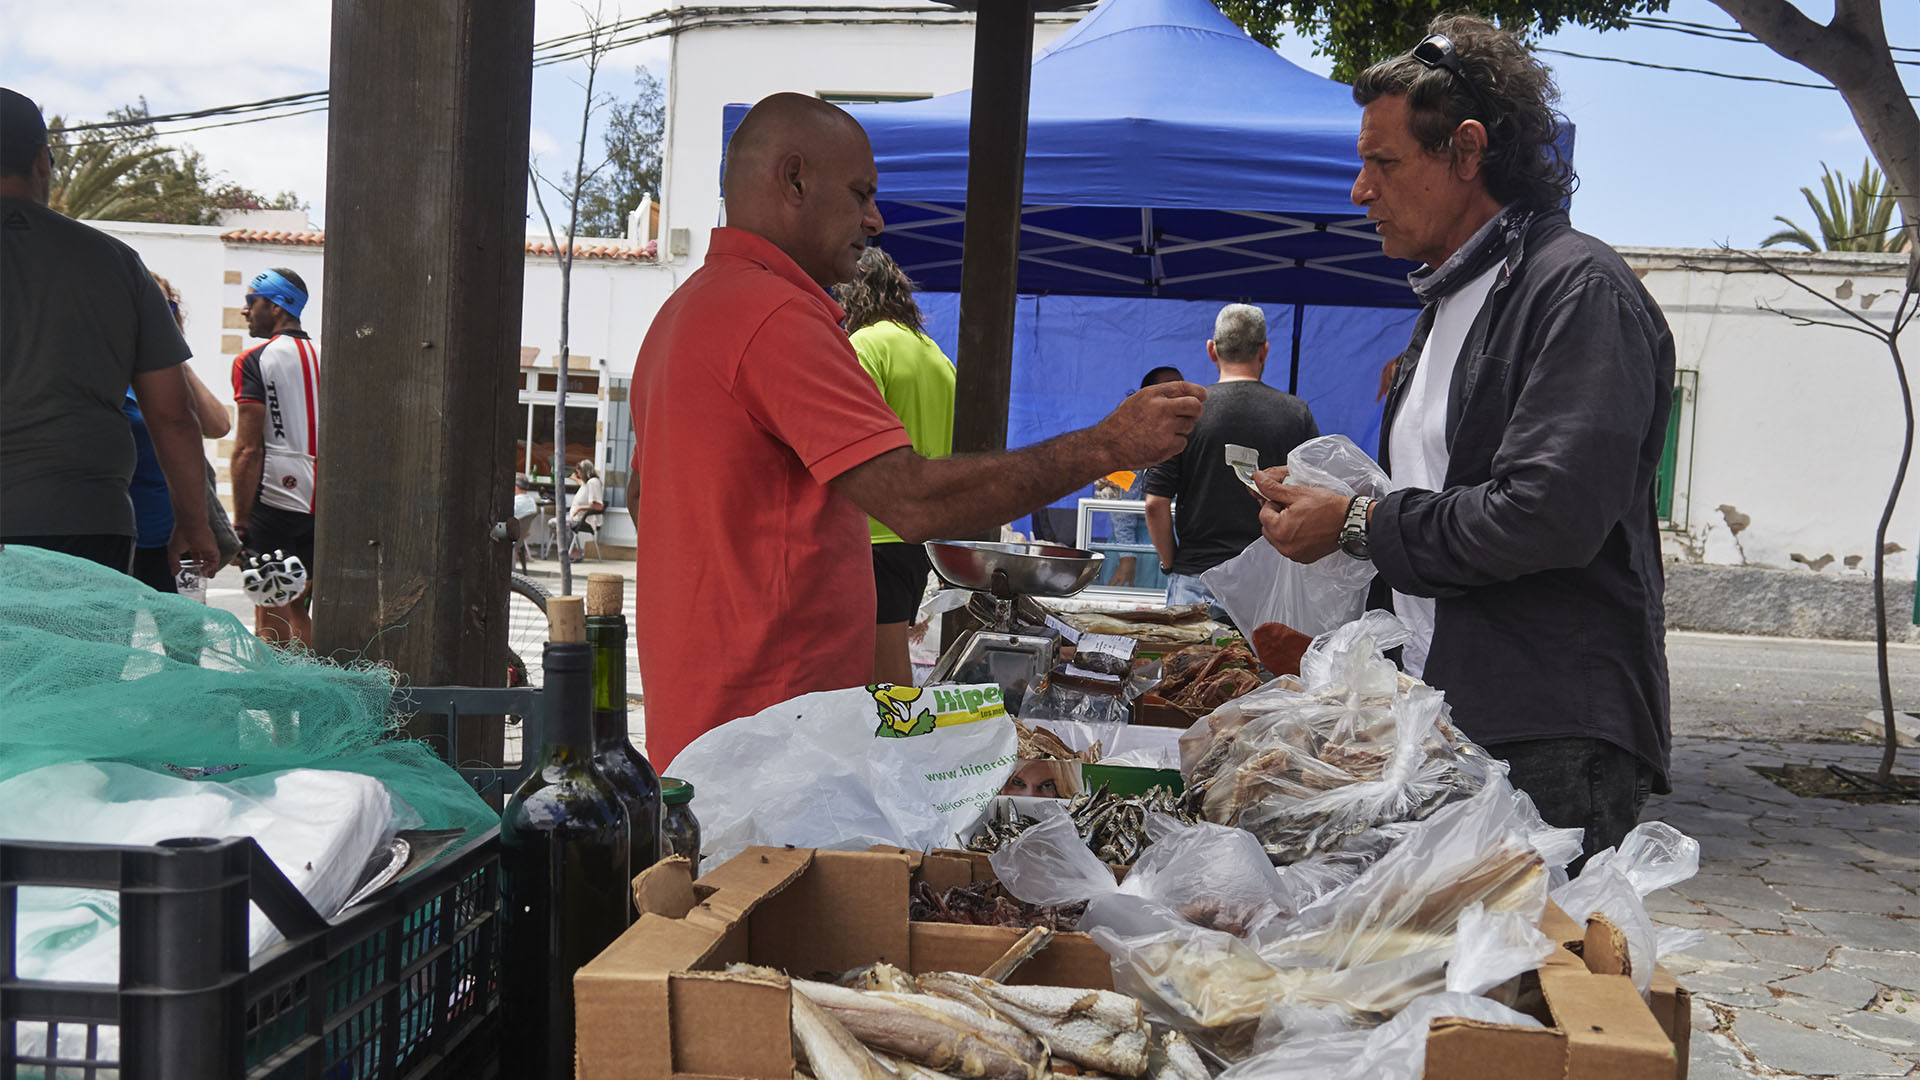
[1712, 245, 1905, 339]
[1708, 0, 1842, 76]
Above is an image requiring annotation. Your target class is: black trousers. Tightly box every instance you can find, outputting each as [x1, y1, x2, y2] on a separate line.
[1, 533, 135, 574]
[1483, 736, 1654, 876]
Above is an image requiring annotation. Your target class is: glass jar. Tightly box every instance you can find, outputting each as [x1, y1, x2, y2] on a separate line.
[661, 777, 701, 877]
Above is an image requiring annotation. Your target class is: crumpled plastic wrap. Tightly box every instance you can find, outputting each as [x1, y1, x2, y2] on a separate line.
[1178, 614, 1498, 864]
[1551, 821, 1705, 996]
[992, 763, 1569, 1063]
[994, 616, 1704, 1065]
[1217, 992, 1544, 1080]
[1201, 435, 1393, 637]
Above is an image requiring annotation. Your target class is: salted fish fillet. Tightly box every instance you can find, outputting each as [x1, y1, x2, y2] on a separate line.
[792, 987, 903, 1080]
[792, 978, 1048, 1080]
[920, 973, 1150, 1079]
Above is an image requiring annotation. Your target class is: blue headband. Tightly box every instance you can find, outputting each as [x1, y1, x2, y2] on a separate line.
[246, 269, 307, 320]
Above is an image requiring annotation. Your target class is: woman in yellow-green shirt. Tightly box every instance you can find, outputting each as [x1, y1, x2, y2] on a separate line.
[834, 248, 957, 686]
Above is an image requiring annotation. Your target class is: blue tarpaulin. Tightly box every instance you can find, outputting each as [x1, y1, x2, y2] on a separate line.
[719, 0, 1449, 525]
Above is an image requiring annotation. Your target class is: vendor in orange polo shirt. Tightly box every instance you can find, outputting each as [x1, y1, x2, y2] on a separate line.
[628, 93, 1207, 769]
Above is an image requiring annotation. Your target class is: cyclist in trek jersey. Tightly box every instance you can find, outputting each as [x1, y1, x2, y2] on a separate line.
[231, 267, 319, 647]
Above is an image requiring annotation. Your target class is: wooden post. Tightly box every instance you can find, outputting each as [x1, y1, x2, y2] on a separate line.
[951, 0, 1035, 457]
[314, 0, 537, 764]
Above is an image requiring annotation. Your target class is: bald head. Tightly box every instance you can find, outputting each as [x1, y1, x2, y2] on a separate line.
[723, 92, 883, 289]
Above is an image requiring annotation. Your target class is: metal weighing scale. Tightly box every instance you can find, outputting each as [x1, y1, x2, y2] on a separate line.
[924, 540, 1105, 712]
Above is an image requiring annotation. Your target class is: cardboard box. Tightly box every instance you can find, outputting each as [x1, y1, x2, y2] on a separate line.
[576, 848, 1114, 1080]
[1425, 949, 1678, 1080]
[1542, 902, 1693, 1080]
[579, 849, 1679, 1080]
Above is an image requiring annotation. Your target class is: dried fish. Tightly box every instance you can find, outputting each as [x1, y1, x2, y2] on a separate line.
[791, 978, 1050, 1080]
[911, 880, 1086, 931]
[1015, 718, 1101, 763]
[1146, 1031, 1209, 1080]
[1178, 679, 1491, 865]
[921, 973, 1150, 1079]
[968, 785, 1199, 865]
[791, 987, 904, 1080]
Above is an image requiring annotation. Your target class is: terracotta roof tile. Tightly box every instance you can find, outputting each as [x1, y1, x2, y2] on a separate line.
[219, 228, 657, 261]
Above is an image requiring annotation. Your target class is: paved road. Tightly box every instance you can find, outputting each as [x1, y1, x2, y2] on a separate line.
[1651, 737, 1920, 1079]
[1669, 631, 1920, 743]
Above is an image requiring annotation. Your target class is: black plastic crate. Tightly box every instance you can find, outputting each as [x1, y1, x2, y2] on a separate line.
[0, 685, 552, 1080]
[2, 826, 500, 1080]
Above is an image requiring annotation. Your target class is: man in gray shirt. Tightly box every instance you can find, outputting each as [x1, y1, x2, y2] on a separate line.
[1143, 304, 1318, 615]
[1, 87, 216, 577]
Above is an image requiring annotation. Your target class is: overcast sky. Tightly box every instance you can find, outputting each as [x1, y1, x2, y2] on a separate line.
[3, 0, 1914, 252]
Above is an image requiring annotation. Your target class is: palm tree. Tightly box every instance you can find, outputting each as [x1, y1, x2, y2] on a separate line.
[1763, 160, 1913, 254]
[45, 114, 173, 221]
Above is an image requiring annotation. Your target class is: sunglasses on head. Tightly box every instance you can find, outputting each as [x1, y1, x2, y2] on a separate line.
[1411, 33, 1497, 127]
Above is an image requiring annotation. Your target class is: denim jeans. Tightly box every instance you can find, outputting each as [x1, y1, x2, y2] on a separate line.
[1483, 736, 1655, 875]
[1164, 572, 1228, 621]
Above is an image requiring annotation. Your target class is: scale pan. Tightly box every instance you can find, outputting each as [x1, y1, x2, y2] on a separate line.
[924, 540, 1104, 598]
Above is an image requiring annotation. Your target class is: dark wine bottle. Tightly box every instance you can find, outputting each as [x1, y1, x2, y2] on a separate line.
[585, 573, 665, 895]
[501, 638, 632, 1079]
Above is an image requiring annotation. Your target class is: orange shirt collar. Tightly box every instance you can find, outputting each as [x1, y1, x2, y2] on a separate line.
[707, 227, 847, 323]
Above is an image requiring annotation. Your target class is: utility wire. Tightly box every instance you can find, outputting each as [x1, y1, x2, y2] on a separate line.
[1629, 13, 1920, 55]
[52, 5, 1002, 141]
[52, 91, 331, 133]
[1538, 46, 1920, 98]
[49, 7, 1920, 141]
[1621, 15, 1920, 67]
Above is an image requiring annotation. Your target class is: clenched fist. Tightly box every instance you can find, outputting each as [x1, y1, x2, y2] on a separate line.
[1096, 382, 1207, 471]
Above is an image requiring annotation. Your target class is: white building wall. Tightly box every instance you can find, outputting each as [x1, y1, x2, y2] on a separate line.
[1624, 247, 1919, 581]
[657, 4, 1085, 296]
[97, 222, 668, 544]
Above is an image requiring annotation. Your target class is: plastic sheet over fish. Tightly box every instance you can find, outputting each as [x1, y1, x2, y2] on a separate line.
[1177, 615, 1498, 865]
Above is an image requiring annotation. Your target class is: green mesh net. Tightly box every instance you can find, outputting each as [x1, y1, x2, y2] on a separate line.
[0, 544, 498, 839]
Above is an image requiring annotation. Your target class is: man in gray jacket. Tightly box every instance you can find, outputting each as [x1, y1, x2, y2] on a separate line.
[1256, 15, 1674, 864]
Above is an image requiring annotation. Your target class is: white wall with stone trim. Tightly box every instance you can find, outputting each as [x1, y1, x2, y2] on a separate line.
[1622, 247, 1918, 582]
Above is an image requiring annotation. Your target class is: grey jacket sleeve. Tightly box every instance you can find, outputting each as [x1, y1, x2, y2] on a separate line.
[1369, 273, 1662, 598]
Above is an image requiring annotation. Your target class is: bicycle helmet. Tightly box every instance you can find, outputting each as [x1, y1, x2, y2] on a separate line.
[241, 549, 310, 606]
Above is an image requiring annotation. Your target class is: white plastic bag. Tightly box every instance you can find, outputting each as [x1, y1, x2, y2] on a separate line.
[1220, 992, 1543, 1080]
[1201, 436, 1392, 637]
[1550, 821, 1702, 995]
[672, 685, 1020, 867]
[1445, 901, 1557, 996]
[0, 762, 402, 980]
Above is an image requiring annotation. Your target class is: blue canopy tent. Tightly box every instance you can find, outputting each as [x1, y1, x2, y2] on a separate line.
[722, 0, 1439, 531]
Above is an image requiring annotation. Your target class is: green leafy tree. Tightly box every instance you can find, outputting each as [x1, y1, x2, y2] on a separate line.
[1216, 0, 1672, 81]
[1763, 160, 1912, 254]
[48, 100, 305, 224]
[572, 66, 664, 238]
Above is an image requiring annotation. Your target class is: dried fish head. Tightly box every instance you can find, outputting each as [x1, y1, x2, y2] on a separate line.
[844, 963, 924, 994]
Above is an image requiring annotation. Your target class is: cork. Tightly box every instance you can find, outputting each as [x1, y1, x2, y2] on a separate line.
[546, 595, 586, 643]
[586, 573, 625, 617]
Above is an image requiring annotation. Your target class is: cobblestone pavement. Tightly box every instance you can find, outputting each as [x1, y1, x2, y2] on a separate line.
[1649, 736, 1919, 1078]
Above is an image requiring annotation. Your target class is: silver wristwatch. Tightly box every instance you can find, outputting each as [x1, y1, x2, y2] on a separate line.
[1339, 495, 1373, 560]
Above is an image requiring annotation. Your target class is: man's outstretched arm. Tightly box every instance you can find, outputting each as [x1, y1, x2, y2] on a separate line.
[832, 382, 1205, 544]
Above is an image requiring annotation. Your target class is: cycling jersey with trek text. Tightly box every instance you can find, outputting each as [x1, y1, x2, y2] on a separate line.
[231, 330, 319, 514]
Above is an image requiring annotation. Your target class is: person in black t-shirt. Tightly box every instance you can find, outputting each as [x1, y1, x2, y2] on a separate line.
[1142, 305, 1317, 618]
